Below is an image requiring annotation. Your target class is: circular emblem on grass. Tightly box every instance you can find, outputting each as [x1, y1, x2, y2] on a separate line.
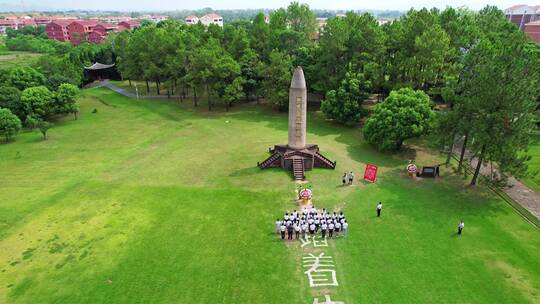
[299, 188, 312, 200]
[407, 163, 417, 173]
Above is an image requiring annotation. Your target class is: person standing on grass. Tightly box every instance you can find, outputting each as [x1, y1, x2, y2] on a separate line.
[309, 223, 316, 236]
[328, 221, 334, 238]
[287, 223, 294, 240]
[342, 220, 348, 238]
[321, 222, 327, 239]
[377, 202, 383, 217]
[280, 223, 286, 240]
[349, 171, 354, 185]
[458, 220, 465, 236]
[342, 173, 347, 186]
[335, 220, 341, 237]
[275, 219, 281, 234]
[294, 223, 301, 239]
[302, 222, 308, 239]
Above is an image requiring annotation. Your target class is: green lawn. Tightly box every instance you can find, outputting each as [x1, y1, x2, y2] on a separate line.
[522, 131, 540, 192]
[0, 89, 539, 303]
[0, 51, 42, 69]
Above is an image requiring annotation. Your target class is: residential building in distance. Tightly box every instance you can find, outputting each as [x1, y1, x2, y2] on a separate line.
[46, 20, 72, 42]
[524, 20, 540, 43]
[67, 20, 98, 45]
[117, 20, 140, 31]
[0, 19, 19, 34]
[505, 4, 540, 30]
[200, 13, 224, 27]
[185, 15, 199, 25]
[91, 16, 132, 24]
[140, 15, 169, 23]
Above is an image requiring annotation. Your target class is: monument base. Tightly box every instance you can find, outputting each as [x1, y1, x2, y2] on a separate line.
[258, 144, 336, 180]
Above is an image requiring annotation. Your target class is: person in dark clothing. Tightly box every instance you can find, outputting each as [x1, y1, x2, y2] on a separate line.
[458, 220, 464, 236]
[280, 223, 286, 240]
[287, 224, 294, 240]
[377, 202, 383, 217]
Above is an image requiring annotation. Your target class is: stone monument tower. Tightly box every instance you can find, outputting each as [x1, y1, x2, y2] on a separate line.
[258, 67, 336, 180]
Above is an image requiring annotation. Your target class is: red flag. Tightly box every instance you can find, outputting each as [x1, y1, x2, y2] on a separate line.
[364, 164, 378, 183]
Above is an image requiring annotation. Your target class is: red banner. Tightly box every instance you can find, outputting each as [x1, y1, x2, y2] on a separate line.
[364, 164, 378, 183]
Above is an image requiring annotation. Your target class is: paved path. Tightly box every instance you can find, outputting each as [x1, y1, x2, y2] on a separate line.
[453, 141, 540, 220]
[99, 80, 187, 100]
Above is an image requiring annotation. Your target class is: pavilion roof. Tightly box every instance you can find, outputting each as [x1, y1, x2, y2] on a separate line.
[84, 62, 115, 70]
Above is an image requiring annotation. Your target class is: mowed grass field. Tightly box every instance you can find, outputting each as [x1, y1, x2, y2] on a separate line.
[0, 51, 42, 69]
[0, 88, 539, 303]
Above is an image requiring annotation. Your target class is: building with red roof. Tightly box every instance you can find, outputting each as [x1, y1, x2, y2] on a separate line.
[200, 13, 223, 27]
[117, 20, 140, 31]
[524, 20, 540, 43]
[0, 19, 19, 34]
[505, 4, 540, 30]
[67, 20, 98, 45]
[93, 23, 117, 35]
[46, 20, 72, 42]
[88, 31, 105, 44]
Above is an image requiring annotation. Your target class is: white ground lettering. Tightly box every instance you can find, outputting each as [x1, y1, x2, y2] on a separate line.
[312, 295, 346, 304]
[302, 253, 338, 287]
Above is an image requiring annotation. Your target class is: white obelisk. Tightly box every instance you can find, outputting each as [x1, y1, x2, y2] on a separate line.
[288, 67, 307, 150]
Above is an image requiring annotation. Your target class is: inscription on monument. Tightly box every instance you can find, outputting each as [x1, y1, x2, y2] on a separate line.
[296, 97, 302, 139]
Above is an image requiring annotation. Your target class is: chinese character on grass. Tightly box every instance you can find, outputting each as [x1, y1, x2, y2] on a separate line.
[303, 252, 338, 287]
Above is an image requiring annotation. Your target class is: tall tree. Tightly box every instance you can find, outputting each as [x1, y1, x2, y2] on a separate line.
[321, 66, 372, 124]
[460, 34, 540, 185]
[363, 88, 434, 151]
[286, 2, 317, 39]
[261, 50, 293, 111]
[20, 86, 54, 121]
[315, 12, 385, 94]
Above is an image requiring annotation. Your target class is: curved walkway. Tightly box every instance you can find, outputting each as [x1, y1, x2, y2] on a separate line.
[97, 80, 186, 100]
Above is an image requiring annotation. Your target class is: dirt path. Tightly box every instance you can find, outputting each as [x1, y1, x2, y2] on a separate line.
[453, 142, 540, 220]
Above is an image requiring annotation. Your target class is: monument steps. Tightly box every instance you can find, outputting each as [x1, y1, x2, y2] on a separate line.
[293, 158, 305, 180]
[315, 152, 336, 169]
[259, 152, 281, 169]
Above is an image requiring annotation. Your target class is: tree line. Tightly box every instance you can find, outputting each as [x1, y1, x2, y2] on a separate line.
[1, 2, 538, 186]
[113, 3, 538, 185]
[0, 26, 115, 141]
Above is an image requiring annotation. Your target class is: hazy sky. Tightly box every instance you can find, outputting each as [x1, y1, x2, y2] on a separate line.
[15, 0, 517, 11]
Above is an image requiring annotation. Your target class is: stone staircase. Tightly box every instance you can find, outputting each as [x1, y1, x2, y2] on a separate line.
[258, 152, 281, 169]
[314, 152, 336, 169]
[293, 158, 305, 180]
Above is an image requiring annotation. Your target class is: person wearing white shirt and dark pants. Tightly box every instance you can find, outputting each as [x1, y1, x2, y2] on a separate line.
[280, 224, 286, 240]
[377, 202, 383, 217]
[458, 220, 464, 236]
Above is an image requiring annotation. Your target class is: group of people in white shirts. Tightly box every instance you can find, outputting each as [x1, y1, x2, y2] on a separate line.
[276, 207, 349, 240]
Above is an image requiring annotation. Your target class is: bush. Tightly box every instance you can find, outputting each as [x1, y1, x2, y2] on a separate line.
[0, 108, 22, 142]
